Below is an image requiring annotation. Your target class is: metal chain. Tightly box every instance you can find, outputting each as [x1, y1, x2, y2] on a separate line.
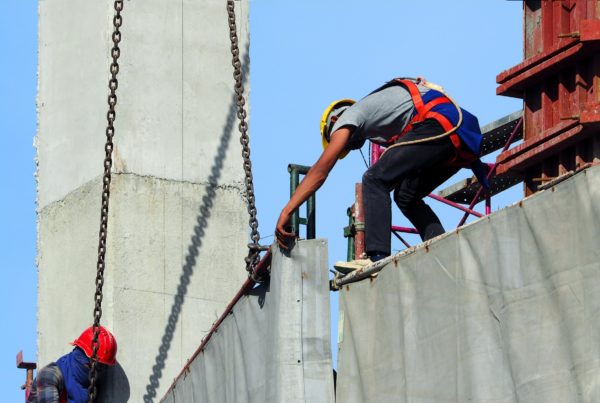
[88, 1, 123, 401]
[226, 0, 263, 278]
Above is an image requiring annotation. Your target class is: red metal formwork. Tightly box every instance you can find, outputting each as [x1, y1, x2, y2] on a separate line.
[496, 0, 600, 195]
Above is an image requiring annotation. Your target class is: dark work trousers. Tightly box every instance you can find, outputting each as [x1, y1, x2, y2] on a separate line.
[362, 119, 460, 256]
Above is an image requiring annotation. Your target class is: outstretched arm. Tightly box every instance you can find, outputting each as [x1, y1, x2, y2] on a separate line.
[275, 127, 353, 249]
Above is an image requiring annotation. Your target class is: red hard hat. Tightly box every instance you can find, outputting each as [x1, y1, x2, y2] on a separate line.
[72, 326, 118, 366]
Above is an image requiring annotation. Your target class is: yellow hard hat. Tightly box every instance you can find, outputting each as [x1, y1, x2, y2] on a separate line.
[320, 99, 356, 160]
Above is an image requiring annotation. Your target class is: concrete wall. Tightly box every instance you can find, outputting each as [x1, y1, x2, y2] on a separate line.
[36, 1, 250, 401]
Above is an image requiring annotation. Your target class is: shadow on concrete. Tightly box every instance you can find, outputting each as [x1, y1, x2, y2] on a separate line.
[142, 49, 250, 403]
[98, 362, 130, 403]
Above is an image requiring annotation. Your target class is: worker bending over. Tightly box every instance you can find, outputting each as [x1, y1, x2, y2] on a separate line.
[26, 326, 117, 403]
[276, 77, 487, 270]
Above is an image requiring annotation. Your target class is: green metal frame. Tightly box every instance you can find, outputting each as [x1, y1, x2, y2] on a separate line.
[344, 207, 355, 261]
[288, 164, 316, 239]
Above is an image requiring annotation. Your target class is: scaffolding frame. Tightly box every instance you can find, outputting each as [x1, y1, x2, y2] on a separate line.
[346, 114, 524, 258]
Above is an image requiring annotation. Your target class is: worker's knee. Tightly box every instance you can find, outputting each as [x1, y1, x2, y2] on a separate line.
[393, 188, 419, 212]
[362, 169, 376, 186]
[362, 168, 387, 190]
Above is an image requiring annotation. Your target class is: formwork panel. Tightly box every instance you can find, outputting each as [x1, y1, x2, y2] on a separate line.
[497, 1, 600, 192]
[524, 1, 542, 59]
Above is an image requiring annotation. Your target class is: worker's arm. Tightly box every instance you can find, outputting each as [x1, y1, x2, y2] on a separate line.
[275, 127, 353, 249]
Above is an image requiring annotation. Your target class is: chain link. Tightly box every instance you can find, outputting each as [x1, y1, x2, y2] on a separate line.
[88, 2, 123, 401]
[226, 0, 263, 278]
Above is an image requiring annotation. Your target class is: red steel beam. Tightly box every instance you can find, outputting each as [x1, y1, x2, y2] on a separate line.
[496, 120, 578, 167]
[498, 20, 600, 98]
[496, 124, 583, 174]
[496, 3, 600, 188]
[498, 41, 583, 97]
[16, 351, 36, 397]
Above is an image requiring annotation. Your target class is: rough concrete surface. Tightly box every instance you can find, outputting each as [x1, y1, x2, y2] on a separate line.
[36, 0, 250, 401]
[37, 0, 249, 208]
[38, 174, 249, 401]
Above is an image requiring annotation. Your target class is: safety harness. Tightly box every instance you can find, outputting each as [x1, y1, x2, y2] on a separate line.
[387, 79, 481, 167]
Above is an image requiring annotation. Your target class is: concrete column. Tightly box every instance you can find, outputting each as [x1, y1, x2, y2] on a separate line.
[36, 1, 250, 401]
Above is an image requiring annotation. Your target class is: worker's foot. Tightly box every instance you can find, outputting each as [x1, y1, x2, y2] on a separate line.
[333, 258, 373, 275]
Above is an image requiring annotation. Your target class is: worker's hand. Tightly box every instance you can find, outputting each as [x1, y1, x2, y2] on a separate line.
[273, 129, 351, 251]
[275, 209, 295, 250]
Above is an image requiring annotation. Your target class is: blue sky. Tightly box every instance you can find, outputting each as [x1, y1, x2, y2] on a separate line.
[2, 1, 523, 401]
[2, 2, 38, 401]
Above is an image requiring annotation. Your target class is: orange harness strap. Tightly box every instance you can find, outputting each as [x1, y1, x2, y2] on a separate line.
[427, 110, 477, 166]
[385, 79, 476, 167]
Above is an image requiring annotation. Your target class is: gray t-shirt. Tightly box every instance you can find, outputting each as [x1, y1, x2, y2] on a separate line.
[330, 81, 430, 148]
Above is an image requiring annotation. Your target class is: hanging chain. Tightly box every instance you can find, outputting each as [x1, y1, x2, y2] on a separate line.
[88, 2, 123, 401]
[226, 0, 263, 278]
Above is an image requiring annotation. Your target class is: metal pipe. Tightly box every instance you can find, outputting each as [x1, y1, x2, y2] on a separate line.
[354, 184, 366, 259]
[288, 163, 311, 174]
[288, 164, 316, 238]
[458, 117, 524, 227]
[427, 193, 484, 218]
[307, 192, 316, 239]
[392, 230, 411, 248]
[16, 351, 36, 394]
[390, 225, 419, 234]
[485, 192, 491, 215]
[346, 207, 355, 261]
[288, 166, 300, 235]
[370, 144, 383, 165]
[164, 250, 273, 397]
[457, 186, 485, 227]
[499, 116, 524, 153]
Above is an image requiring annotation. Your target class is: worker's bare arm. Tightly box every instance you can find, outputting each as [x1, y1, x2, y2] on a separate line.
[275, 127, 353, 249]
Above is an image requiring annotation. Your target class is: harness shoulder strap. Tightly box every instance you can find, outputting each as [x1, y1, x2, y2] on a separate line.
[384, 79, 478, 167]
[395, 79, 424, 117]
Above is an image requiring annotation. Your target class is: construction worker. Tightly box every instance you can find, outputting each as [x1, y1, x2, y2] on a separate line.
[26, 326, 117, 403]
[275, 77, 487, 270]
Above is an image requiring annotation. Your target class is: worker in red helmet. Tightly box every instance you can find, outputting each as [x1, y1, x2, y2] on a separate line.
[26, 326, 117, 403]
[276, 77, 487, 270]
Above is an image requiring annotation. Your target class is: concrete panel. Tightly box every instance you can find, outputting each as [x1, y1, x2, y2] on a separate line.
[37, 172, 249, 401]
[108, 174, 247, 300]
[37, 0, 111, 209]
[37, 178, 107, 368]
[37, 0, 249, 207]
